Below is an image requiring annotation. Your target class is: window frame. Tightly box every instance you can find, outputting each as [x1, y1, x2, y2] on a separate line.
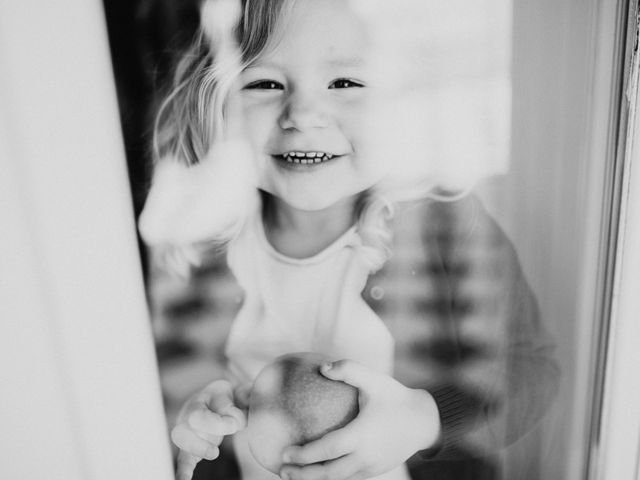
[589, 0, 640, 477]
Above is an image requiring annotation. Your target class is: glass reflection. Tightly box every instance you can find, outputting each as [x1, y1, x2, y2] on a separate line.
[102, 0, 611, 478]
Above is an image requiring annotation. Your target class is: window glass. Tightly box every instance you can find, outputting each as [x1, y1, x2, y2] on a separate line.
[103, 1, 623, 478]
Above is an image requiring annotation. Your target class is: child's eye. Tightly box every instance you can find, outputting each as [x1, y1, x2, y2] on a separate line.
[329, 79, 364, 89]
[244, 80, 284, 90]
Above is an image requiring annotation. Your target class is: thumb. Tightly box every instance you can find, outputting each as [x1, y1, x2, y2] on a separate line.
[320, 359, 381, 393]
[204, 380, 247, 430]
[219, 403, 247, 431]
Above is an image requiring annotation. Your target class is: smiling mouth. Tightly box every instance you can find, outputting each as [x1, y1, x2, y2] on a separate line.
[274, 151, 337, 165]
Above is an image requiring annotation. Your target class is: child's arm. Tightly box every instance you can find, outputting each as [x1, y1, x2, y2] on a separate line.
[171, 379, 246, 480]
[280, 361, 440, 480]
[408, 195, 560, 460]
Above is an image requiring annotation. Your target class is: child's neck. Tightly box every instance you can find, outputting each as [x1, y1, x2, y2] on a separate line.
[263, 194, 358, 259]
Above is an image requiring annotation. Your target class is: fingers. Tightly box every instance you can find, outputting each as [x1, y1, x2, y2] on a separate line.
[283, 429, 355, 466]
[171, 423, 221, 460]
[234, 384, 252, 410]
[320, 360, 382, 392]
[203, 380, 236, 411]
[176, 450, 205, 480]
[187, 406, 243, 436]
[171, 380, 248, 480]
[220, 403, 248, 430]
[202, 378, 235, 403]
[202, 381, 247, 430]
[280, 454, 360, 480]
[172, 380, 245, 448]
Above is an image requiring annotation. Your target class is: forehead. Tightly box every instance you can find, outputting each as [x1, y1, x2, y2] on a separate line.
[258, 0, 371, 67]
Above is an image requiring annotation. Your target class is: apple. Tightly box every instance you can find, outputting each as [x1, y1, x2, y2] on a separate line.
[246, 352, 359, 474]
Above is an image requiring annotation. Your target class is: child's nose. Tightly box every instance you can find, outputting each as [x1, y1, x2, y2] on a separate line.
[278, 93, 329, 131]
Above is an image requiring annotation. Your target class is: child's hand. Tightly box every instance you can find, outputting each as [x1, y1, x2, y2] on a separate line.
[279, 361, 441, 480]
[171, 380, 246, 480]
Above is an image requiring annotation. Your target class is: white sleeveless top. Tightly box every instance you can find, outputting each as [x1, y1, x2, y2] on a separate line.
[225, 216, 409, 480]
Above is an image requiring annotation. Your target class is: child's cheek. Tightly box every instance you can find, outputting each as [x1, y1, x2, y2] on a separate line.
[240, 107, 275, 151]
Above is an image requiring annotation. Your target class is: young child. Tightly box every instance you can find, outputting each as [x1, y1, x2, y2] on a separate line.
[139, 1, 559, 479]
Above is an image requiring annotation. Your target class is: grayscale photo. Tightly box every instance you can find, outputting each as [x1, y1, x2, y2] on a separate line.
[2, 1, 639, 480]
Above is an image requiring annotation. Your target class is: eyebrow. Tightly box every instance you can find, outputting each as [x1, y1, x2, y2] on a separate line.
[246, 56, 366, 70]
[323, 57, 366, 68]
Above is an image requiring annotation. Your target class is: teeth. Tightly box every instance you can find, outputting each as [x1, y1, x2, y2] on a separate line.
[281, 151, 335, 164]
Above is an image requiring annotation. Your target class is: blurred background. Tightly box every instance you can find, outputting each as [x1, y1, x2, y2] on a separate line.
[100, 0, 622, 479]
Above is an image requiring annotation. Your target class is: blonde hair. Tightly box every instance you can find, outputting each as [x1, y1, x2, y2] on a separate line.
[153, 0, 296, 163]
[149, 0, 464, 276]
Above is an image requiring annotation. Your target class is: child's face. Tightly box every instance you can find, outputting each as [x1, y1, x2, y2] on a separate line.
[234, 0, 383, 212]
